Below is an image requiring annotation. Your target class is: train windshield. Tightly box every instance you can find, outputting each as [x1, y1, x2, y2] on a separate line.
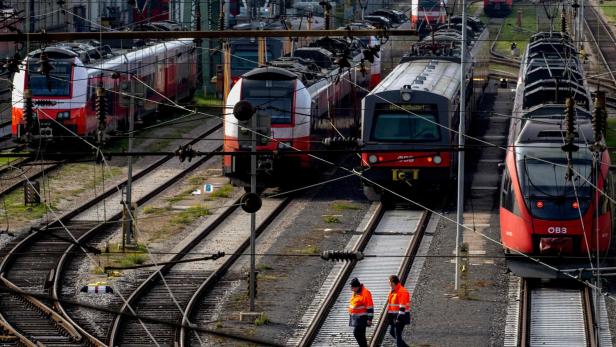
[371, 104, 440, 142]
[516, 146, 594, 220]
[242, 79, 294, 124]
[419, 0, 441, 9]
[27, 60, 72, 97]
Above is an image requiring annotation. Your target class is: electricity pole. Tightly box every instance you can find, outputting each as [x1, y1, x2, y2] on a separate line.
[249, 106, 257, 312]
[123, 74, 135, 250]
[455, 0, 467, 293]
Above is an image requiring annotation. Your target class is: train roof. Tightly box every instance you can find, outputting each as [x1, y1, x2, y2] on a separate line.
[368, 58, 460, 100]
[400, 16, 486, 63]
[515, 118, 594, 145]
[26, 29, 194, 69]
[520, 31, 590, 112]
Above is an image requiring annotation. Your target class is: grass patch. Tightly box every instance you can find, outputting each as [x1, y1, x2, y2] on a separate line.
[331, 201, 360, 211]
[166, 188, 194, 203]
[323, 215, 341, 224]
[600, 0, 616, 23]
[2, 189, 50, 218]
[0, 157, 20, 167]
[209, 184, 234, 198]
[170, 205, 209, 225]
[257, 263, 273, 271]
[297, 244, 320, 255]
[494, 4, 537, 57]
[142, 205, 170, 215]
[118, 253, 148, 267]
[254, 313, 269, 326]
[194, 95, 223, 108]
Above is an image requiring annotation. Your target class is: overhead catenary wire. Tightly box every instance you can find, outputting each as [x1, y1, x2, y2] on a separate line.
[7, 11, 616, 328]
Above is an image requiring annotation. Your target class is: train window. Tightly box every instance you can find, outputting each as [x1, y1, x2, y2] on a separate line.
[27, 60, 72, 97]
[501, 170, 515, 212]
[371, 113, 440, 142]
[242, 79, 294, 124]
[516, 147, 593, 220]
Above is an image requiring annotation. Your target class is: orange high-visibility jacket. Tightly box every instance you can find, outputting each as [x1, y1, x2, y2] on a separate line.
[387, 283, 410, 323]
[348, 286, 374, 326]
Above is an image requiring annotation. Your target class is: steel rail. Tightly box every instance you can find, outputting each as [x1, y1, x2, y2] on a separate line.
[51, 144, 223, 346]
[176, 196, 293, 347]
[583, 6, 616, 87]
[369, 210, 430, 347]
[521, 279, 596, 347]
[295, 203, 385, 347]
[0, 122, 221, 346]
[106, 194, 241, 346]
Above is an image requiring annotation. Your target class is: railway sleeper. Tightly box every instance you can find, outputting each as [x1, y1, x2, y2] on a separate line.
[0, 277, 82, 342]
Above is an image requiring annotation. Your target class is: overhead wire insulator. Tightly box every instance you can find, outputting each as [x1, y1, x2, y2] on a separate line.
[562, 97, 577, 148]
[320, 250, 364, 261]
[96, 87, 107, 145]
[24, 89, 34, 140]
[591, 91, 607, 151]
[175, 145, 196, 162]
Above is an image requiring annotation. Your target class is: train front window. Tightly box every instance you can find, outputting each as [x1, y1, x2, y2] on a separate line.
[372, 112, 440, 142]
[242, 79, 294, 124]
[27, 60, 72, 97]
[516, 146, 593, 220]
[419, 0, 440, 9]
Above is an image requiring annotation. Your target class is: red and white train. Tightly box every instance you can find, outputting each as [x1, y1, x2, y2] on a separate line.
[411, 0, 446, 33]
[12, 32, 196, 141]
[359, 17, 489, 201]
[500, 32, 613, 277]
[223, 37, 379, 188]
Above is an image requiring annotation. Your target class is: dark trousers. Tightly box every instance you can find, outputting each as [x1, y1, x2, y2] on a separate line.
[353, 323, 368, 347]
[389, 321, 409, 347]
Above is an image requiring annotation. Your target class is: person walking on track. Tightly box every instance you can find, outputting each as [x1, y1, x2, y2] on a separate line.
[348, 277, 374, 347]
[387, 275, 410, 347]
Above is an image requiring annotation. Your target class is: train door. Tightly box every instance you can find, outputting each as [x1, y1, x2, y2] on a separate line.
[166, 55, 176, 101]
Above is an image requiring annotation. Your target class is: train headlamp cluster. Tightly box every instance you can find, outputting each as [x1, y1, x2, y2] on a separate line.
[432, 155, 442, 164]
[56, 111, 70, 120]
[400, 84, 413, 102]
[278, 141, 292, 149]
[368, 154, 378, 164]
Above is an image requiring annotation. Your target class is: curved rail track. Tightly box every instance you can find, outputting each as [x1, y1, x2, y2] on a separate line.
[584, 5, 616, 87]
[107, 195, 291, 346]
[0, 121, 222, 346]
[285, 204, 429, 347]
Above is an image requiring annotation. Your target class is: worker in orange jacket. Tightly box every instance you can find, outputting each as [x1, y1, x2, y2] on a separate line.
[348, 277, 373, 347]
[387, 275, 410, 347]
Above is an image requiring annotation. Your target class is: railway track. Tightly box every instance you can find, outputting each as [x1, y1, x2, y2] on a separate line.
[0, 121, 222, 346]
[108, 195, 291, 346]
[505, 277, 612, 347]
[584, 5, 616, 87]
[286, 204, 429, 346]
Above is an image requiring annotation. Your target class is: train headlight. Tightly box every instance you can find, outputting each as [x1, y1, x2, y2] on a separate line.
[368, 155, 378, 164]
[57, 111, 70, 120]
[433, 155, 442, 164]
[278, 141, 292, 150]
[401, 91, 411, 102]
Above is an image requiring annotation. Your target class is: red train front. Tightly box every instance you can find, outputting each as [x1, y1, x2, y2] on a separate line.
[500, 32, 614, 277]
[500, 121, 613, 259]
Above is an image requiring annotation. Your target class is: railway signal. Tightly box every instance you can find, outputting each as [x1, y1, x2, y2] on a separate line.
[233, 99, 259, 312]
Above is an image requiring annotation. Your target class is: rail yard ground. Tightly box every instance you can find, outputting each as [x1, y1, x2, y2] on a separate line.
[2, 1, 616, 346]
